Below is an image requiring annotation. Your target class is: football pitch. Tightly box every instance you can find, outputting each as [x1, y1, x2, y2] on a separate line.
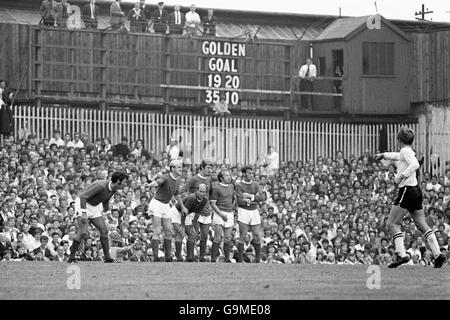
[0, 262, 448, 300]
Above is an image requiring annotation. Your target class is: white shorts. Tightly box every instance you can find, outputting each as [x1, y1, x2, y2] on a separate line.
[212, 211, 234, 228]
[148, 198, 171, 219]
[169, 206, 182, 225]
[185, 213, 195, 226]
[237, 207, 261, 226]
[197, 214, 212, 225]
[75, 198, 104, 219]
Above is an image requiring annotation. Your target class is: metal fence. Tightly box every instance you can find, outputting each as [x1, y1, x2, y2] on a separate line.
[9, 105, 428, 168]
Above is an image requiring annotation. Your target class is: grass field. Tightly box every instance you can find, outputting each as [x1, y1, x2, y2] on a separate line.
[0, 262, 449, 300]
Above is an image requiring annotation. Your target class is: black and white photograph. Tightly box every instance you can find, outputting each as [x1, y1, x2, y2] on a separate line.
[0, 0, 449, 311]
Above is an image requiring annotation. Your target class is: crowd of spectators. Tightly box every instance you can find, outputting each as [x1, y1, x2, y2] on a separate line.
[0, 130, 449, 266]
[39, 0, 217, 36]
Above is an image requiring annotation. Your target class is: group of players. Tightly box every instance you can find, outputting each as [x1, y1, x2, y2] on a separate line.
[68, 127, 447, 268]
[68, 159, 266, 263]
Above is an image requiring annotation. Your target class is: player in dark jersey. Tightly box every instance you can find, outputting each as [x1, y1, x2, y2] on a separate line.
[68, 171, 129, 263]
[235, 166, 266, 263]
[169, 184, 209, 261]
[210, 170, 235, 262]
[183, 160, 213, 262]
[148, 160, 188, 262]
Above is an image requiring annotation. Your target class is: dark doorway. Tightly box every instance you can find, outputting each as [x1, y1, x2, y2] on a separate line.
[332, 50, 344, 110]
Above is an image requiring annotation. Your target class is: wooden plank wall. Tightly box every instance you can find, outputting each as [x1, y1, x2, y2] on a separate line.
[410, 30, 450, 103]
[0, 24, 31, 97]
[1, 23, 449, 106]
[13, 105, 420, 166]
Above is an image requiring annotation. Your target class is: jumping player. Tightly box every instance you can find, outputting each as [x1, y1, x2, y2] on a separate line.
[210, 170, 235, 262]
[375, 127, 447, 268]
[169, 184, 209, 261]
[235, 166, 266, 263]
[69, 171, 129, 263]
[183, 160, 213, 262]
[148, 160, 188, 262]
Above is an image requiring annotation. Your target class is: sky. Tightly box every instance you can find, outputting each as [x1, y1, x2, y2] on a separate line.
[141, 0, 450, 23]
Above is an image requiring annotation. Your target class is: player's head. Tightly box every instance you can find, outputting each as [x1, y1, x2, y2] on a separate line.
[169, 160, 183, 175]
[199, 160, 213, 176]
[111, 171, 129, 191]
[217, 170, 231, 184]
[397, 127, 414, 146]
[196, 183, 207, 198]
[242, 166, 254, 180]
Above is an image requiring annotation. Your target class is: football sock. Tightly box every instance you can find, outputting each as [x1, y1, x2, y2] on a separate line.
[186, 240, 195, 261]
[151, 239, 160, 261]
[392, 232, 406, 258]
[211, 242, 219, 262]
[254, 243, 261, 262]
[175, 241, 182, 260]
[199, 239, 207, 260]
[237, 242, 244, 262]
[163, 239, 172, 261]
[424, 229, 441, 258]
[223, 242, 231, 261]
[100, 235, 112, 260]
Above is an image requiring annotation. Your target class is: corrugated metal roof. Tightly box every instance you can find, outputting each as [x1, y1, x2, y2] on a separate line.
[313, 16, 368, 41]
[0, 8, 325, 41]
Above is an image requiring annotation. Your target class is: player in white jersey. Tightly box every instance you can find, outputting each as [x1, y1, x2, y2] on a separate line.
[375, 127, 447, 268]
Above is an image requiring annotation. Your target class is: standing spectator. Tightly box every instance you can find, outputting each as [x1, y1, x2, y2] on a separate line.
[152, 1, 169, 34]
[39, 0, 57, 26]
[131, 139, 150, 160]
[113, 136, 131, 159]
[298, 58, 317, 111]
[264, 146, 279, 176]
[202, 9, 217, 37]
[185, 4, 201, 37]
[110, 0, 125, 31]
[103, 137, 112, 154]
[168, 4, 185, 35]
[55, 0, 71, 28]
[166, 138, 180, 161]
[82, 0, 99, 30]
[0, 80, 14, 138]
[49, 130, 65, 147]
[128, 2, 147, 33]
[139, 0, 151, 32]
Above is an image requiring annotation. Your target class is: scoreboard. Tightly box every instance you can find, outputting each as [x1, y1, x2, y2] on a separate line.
[201, 40, 246, 106]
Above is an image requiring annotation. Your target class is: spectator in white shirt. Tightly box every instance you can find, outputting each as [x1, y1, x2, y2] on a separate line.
[264, 146, 279, 176]
[48, 129, 65, 147]
[166, 138, 180, 160]
[185, 4, 201, 37]
[72, 132, 85, 149]
[426, 175, 442, 192]
[297, 58, 317, 112]
[63, 132, 75, 148]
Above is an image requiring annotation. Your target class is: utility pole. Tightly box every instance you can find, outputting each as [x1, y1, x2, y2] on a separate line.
[415, 4, 433, 20]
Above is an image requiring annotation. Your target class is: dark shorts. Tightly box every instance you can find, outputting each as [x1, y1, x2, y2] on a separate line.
[394, 185, 423, 212]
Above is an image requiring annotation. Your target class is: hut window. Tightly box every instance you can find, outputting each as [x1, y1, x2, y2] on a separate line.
[362, 42, 394, 76]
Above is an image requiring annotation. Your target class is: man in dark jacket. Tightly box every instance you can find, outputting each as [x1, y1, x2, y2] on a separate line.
[113, 136, 131, 159]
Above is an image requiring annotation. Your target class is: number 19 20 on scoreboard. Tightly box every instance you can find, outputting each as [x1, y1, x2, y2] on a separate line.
[202, 40, 246, 106]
